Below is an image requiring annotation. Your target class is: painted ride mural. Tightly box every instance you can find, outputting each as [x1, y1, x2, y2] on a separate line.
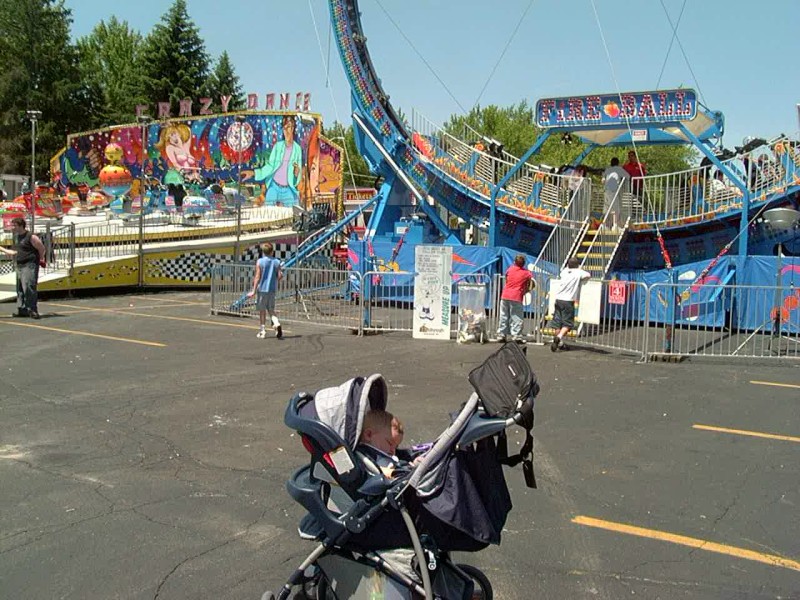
[58, 111, 342, 211]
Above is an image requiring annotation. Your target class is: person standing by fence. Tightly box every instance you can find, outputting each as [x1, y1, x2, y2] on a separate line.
[492, 254, 534, 343]
[0, 217, 45, 319]
[247, 242, 283, 339]
[550, 257, 591, 351]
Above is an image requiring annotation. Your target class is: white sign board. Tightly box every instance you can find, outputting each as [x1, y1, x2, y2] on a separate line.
[577, 280, 602, 325]
[413, 245, 452, 340]
[547, 278, 602, 325]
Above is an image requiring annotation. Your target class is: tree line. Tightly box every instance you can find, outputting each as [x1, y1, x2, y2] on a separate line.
[0, 0, 693, 189]
[0, 0, 243, 178]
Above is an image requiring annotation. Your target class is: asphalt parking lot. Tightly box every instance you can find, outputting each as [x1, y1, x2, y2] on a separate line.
[1, 290, 798, 599]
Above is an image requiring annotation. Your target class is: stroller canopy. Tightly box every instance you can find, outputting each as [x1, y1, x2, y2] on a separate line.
[314, 374, 388, 449]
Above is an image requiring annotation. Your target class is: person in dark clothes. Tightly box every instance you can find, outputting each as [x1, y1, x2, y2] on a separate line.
[0, 217, 46, 318]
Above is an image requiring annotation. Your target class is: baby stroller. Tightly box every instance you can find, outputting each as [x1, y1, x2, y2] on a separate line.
[456, 283, 488, 344]
[264, 343, 538, 600]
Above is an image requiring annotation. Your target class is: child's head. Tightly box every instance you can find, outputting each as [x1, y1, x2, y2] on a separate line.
[360, 409, 396, 455]
[391, 416, 404, 449]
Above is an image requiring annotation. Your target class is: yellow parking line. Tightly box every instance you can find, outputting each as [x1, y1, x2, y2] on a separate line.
[44, 302, 256, 330]
[573, 515, 800, 572]
[750, 380, 800, 390]
[127, 296, 206, 306]
[53, 304, 172, 314]
[0, 320, 166, 347]
[693, 424, 800, 444]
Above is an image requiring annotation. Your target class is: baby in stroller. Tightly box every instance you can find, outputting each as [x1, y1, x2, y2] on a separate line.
[264, 343, 538, 600]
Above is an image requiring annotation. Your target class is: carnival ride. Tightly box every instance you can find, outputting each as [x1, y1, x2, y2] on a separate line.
[0, 110, 344, 294]
[317, 0, 799, 273]
[254, 0, 798, 348]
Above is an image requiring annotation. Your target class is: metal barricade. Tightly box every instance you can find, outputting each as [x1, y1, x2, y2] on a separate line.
[211, 264, 361, 331]
[360, 270, 416, 333]
[572, 280, 650, 359]
[208, 262, 800, 363]
[279, 267, 361, 330]
[645, 282, 800, 360]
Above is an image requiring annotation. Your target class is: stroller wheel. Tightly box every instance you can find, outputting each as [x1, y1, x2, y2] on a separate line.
[314, 573, 336, 600]
[457, 563, 493, 600]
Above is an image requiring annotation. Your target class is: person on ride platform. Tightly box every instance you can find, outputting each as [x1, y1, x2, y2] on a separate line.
[623, 150, 646, 197]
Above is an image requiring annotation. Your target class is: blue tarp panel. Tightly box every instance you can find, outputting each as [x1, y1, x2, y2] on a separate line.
[614, 257, 735, 327]
[732, 256, 800, 333]
[347, 239, 556, 305]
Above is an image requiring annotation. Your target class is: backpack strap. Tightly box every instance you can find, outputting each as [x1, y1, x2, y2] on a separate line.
[497, 427, 537, 489]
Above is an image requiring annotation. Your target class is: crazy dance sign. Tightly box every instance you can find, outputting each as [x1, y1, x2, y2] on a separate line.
[536, 89, 697, 128]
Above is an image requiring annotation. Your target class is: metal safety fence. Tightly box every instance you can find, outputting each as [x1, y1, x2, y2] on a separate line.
[210, 265, 800, 362]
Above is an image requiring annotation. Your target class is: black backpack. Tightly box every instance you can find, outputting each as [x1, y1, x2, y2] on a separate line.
[468, 342, 538, 488]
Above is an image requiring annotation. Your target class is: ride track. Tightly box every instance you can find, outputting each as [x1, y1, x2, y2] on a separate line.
[327, 0, 800, 272]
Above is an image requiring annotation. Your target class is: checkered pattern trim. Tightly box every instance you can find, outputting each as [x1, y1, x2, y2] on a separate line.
[144, 242, 335, 282]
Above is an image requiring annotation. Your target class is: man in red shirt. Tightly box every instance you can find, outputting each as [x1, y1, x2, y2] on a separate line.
[492, 254, 534, 342]
[623, 150, 646, 197]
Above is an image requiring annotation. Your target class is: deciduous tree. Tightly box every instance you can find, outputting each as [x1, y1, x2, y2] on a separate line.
[0, 0, 97, 177]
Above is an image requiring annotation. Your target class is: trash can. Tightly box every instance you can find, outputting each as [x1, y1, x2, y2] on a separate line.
[457, 282, 487, 344]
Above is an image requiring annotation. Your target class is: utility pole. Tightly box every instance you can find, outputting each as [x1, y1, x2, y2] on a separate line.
[137, 115, 152, 286]
[26, 110, 42, 232]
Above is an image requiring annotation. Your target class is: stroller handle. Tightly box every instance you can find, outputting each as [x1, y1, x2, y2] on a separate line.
[408, 392, 480, 489]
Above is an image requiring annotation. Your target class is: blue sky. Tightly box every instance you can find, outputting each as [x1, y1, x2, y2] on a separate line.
[68, 0, 799, 151]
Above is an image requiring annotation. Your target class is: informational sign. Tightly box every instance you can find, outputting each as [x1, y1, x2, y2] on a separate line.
[608, 280, 628, 305]
[536, 89, 697, 129]
[631, 129, 648, 142]
[413, 245, 453, 340]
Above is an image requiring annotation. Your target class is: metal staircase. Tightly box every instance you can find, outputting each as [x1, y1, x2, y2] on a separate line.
[575, 220, 628, 279]
[531, 185, 592, 276]
[574, 186, 628, 279]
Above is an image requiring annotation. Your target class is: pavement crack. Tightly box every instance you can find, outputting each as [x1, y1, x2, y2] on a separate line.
[152, 536, 240, 599]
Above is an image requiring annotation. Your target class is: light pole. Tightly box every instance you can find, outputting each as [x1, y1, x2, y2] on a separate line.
[26, 110, 42, 232]
[137, 115, 152, 287]
[234, 114, 246, 263]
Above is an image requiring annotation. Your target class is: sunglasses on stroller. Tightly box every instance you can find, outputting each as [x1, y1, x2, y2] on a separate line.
[263, 342, 538, 600]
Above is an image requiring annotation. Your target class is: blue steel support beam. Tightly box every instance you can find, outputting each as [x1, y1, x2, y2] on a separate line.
[677, 123, 750, 256]
[571, 143, 598, 166]
[489, 130, 552, 247]
[352, 111, 460, 244]
[284, 193, 380, 269]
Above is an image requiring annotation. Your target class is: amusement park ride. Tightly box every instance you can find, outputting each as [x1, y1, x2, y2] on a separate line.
[305, 0, 800, 277]
[2, 0, 799, 304]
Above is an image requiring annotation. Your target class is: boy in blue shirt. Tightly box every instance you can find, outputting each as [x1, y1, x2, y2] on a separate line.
[247, 242, 283, 339]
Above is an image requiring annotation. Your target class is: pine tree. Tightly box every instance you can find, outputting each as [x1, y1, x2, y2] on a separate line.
[139, 0, 211, 115]
[76, 17, 146, 126]
[0, 0, 97, 177]
[207, 51, 244, 112]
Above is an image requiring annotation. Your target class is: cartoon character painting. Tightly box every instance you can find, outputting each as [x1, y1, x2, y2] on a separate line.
[300, 124, 320, 209]
[155, 123, 202, 183]
[58, 114, 343, 206]
[243, 115, 303, 207]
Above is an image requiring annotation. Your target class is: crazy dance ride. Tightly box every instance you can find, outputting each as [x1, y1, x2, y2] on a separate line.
[0, 110, 344, 295]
